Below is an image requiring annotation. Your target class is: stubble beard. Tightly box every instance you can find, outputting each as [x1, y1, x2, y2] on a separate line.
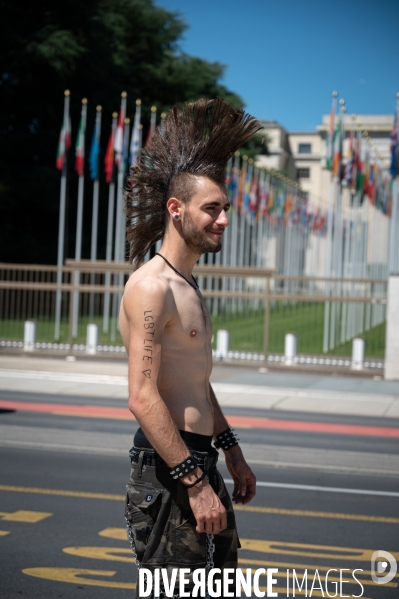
[181, 210, 222, 254]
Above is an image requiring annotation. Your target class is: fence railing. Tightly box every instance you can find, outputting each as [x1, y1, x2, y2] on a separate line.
[0, 261, 387, 369]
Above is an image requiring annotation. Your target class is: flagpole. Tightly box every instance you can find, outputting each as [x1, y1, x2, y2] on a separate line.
[55, 89, 70, 341]
[323, 91, 338, 353]
[389, 92, 399, 274]
[89, 105, 102, 319]
[103, 112, 118, 334]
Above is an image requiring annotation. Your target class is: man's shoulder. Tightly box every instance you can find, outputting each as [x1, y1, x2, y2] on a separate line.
[122, 264, 174, 318]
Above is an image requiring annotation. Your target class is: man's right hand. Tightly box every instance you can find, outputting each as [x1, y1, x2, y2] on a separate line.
[186, 475, 227, 534]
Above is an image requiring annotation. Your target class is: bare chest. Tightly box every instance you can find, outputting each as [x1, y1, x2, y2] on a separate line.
[167, 290, 213, 348]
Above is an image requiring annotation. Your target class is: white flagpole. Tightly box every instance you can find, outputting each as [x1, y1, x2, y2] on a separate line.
[72, 98, 88, 338]
[103, 112, 118, 334]
[323, 91, 338, 353]
[55, 89, 70, 341]
[89, 105, 102, 319]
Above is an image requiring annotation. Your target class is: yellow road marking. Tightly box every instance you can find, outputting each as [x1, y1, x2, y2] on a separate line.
[63, 546, 135, 563]
[0, 510, 52, 523]
[240, 538, 399, 561]
[1, 484, 397, 524]
[99, 528, 126, 540]
[23, 567, 136, 589]
[62, 547, 395, 588]
[234, 504, 399, 524]
[0, 484, 125, 501]
[98, 528, 399, 564]
[0, 530, 10, 536]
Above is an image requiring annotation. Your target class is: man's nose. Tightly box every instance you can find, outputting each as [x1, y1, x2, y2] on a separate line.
[216, 210, 229, 227]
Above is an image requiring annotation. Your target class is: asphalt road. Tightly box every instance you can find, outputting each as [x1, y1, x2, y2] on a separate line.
[0, 389, 398, 599]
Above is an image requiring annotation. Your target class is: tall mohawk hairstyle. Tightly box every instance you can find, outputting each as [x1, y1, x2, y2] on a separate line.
[125, 97, 263, 264]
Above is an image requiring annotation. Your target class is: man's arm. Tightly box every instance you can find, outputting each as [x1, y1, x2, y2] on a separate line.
[209, 384, 256, 505]
[122, 277, 227, 533]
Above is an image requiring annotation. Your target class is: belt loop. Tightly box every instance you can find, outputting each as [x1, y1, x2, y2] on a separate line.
[137, 451, 145, 478]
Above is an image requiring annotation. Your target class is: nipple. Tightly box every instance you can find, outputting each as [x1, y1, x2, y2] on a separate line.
[190, 330, 197, 337]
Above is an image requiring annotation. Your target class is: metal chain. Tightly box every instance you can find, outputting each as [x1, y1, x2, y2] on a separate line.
[125, 514, 141, 570]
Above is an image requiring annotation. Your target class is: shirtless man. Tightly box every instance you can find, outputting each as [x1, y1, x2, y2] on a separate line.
[120, 98, 262, 597]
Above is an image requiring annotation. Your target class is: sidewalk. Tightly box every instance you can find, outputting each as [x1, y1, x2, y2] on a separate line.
[0, 354, 398, 418]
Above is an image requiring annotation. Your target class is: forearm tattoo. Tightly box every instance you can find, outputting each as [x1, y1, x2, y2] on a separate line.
[142, 310, 155, 378]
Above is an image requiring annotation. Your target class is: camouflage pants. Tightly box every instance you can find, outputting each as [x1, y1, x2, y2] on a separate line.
[125, 446, 239, 598]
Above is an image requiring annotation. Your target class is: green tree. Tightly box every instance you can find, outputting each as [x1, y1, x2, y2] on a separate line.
[0, 0, 244, 263]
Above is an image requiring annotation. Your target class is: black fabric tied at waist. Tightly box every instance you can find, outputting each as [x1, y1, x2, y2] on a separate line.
[129, 446, 219, 473]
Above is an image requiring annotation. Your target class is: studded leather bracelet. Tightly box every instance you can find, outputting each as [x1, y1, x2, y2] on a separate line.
[214, 427, 240, 451]
[170, 455, 198, 480]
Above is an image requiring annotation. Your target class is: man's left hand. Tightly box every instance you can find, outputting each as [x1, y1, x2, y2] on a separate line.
[224, 446, 256, 504]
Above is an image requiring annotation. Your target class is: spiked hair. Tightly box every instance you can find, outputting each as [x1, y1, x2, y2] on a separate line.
[125, 97, 263, 264]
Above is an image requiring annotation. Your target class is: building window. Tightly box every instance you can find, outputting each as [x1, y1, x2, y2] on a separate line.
[298, 143, 312, 154]
[297, 168, 310, 179]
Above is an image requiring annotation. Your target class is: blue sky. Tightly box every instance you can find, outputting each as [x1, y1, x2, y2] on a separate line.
[154, 0, 399, 131]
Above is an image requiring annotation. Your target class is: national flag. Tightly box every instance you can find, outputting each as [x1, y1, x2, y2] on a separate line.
[326, 99, 335, 170]
[390, 105, 399, 178]
[363, 150, 370, 197]
[249, 171, 258, 218]
[145, 106, 157, 146]
[237, 162, 246, 213]
[344, 130, 354, 186]
[89, 110, 101, 181]
[368, 164, 375, 203]
[123, 118, 130, 174]
[243, 166, 252, 215]
[114, 98, 126, 165]
[332, 116, 342, 178]
[104, 114, 117, 184]
[130, 101, 142, 167]
[75, 102, 87, 176]
[56, 107, 71, 170]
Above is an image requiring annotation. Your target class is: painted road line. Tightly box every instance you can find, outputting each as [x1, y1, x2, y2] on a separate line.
[0, 485, 125, 501]
[0, 510, 52, 523]
[0, 530, 10, 536]
[23, 568, 136, 589]
[2, 398, 399, 437]
[2, 481, 399, 507]
[225, 479, 399, 498]
[233, 505, 399, 523]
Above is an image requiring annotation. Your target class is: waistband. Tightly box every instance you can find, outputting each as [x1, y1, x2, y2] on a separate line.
[129, 446, 219, 472]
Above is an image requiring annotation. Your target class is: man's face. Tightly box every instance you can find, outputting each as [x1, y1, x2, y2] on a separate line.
[180, 177, 230, 255]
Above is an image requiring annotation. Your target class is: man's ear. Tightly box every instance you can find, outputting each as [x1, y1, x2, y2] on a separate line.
[166, 197, 182, 221]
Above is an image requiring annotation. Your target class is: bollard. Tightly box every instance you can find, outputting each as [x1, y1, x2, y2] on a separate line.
[284, 333, 297, 365]
[24, 320, 36, 352]
[86, 323, 99, 355]
[216, 329, 229, 360]
[351, 338, 365, 370]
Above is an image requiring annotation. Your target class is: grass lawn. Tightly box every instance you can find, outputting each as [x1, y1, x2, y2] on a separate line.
[1, 302, 386, 358]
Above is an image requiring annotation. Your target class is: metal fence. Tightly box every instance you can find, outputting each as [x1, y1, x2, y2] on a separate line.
[0, 261, 387, 369]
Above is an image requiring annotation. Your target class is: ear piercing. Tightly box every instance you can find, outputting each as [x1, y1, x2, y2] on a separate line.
[173, 214, 181, 221]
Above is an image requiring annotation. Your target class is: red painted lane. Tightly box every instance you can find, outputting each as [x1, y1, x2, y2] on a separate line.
[0, 400, 132, 419]
[1, 399, 399, 438]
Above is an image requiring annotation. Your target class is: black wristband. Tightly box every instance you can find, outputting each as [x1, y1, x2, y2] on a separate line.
[170, 456, 198, 480]
[181, 472, 206, 489]
[214, 427, 239, 451]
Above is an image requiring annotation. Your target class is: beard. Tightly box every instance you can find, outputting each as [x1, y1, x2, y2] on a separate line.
[181, 210, 222, 254]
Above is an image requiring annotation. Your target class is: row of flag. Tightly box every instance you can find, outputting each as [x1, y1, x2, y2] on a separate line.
[325, 93, 397, 216]
[225, 157, 328, 235]
[56, 93, 157, 183]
